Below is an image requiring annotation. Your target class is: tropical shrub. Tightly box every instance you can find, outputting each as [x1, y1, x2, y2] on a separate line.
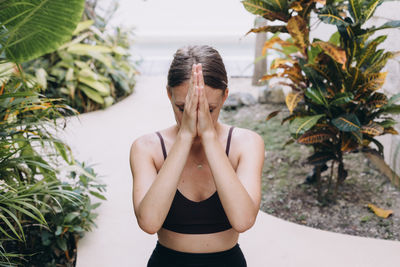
[242, 0, 400, 202]
[1, 0, 106, 265]
[20, 1, 140, 115]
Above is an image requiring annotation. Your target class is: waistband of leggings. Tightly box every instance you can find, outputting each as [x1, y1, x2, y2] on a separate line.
[154, 240, 241, 259]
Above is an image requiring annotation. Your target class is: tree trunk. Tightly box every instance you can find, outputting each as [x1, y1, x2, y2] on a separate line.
[252, 16, 268, 86]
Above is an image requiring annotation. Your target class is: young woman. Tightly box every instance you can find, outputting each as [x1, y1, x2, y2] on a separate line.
[129, 45, 265, 267]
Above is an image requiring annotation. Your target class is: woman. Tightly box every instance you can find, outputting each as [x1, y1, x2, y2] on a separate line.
[129, 45, 265, 267]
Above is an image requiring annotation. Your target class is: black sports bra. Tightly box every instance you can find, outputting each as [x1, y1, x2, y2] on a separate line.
[155, 126, 235, 234]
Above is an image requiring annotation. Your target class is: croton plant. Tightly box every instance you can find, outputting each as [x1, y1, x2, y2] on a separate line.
[242, 0, 400, 201]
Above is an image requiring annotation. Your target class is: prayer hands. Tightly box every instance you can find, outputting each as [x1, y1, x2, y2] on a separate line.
[193, 63, 216, 140]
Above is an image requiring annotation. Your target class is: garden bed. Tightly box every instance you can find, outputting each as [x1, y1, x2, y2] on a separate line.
[220, 102, 400, 241]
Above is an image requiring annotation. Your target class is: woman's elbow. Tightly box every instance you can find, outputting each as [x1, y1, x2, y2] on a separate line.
[232, 216, 256, 233]
[137, 215, 161, 235]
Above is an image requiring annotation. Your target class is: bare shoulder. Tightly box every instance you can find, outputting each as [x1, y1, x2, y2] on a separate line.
[231, 126, 265, 148]
[130, 132, 158, 156]
[129, 132, 162, 169]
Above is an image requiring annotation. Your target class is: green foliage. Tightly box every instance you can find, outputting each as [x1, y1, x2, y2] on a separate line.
[0, 69, 106, 266]
[2, 161, 106, 266]
[19, 3, 140, 114]
[244, 0, 400, 202]
[0, 0, 86, 63]
[1, 1, 107, 265]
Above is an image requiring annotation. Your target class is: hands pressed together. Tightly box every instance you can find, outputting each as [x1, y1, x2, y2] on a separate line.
[179, 63, 217, 141]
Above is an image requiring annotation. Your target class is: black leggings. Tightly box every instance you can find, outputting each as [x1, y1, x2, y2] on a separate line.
[147, 241, 247, 267]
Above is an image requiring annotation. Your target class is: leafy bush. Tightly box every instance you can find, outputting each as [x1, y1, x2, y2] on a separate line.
[1, 1, 106, 266]
[20, 2, 140, 114]
[243, 0, 400, 202]
[0, 64, 106, 266]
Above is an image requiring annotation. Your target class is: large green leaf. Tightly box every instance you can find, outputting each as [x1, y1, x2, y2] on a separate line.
[305, 87, 328, 106]
[0, 0, 85, 62]
[300, 60, 326, 93]
[267, 0, 288, 12]
[79, 85, 105, 104]
[330, 92, 354, 106]
[332, 113, 361, 132]
[289, 114, 326, 137]
[78, 76, 110, 96]
[241, 0, 289, 21]
[318, 5, 349, 27]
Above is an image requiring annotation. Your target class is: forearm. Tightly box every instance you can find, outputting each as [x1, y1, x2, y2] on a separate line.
[138, 133, 193, 233]
[202, 133, 257, 232]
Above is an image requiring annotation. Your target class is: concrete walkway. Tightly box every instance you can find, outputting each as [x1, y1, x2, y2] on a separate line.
[57, 75, 400, 267]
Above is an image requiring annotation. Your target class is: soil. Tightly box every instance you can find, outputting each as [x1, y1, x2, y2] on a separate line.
[220, 102, 400, 241]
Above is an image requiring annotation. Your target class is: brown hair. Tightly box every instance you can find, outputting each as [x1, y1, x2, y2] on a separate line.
[167, 45, 228, 95]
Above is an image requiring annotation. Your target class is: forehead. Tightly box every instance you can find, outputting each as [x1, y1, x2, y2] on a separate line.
[172, 81, 223, 105]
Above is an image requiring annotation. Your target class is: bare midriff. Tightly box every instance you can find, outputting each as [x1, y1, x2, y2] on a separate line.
[157, 227, 239, 253]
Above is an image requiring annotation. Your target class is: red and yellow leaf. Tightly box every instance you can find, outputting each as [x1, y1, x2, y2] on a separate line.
[286, 91, 303, 113]
[259, 73, 280, 82]
[262, 36, 293, 56]
[361, 121, 384, 136]
[341, 135, 358, 152]
[383, 127, 399, 135]
[367, 204, 393, 218]
[283, 64, 304, 83]
[312, 41, 347, 67]
[271, 58, 295, 69]
[364, 72, 387, 91]
[298, 130, 334, 144]
[245, 25, 288, 36]
[286, 16, 309, 52]
[367, 92, 388, 108]
[290, 1, 302, 11]
[266, 110, 281, 121]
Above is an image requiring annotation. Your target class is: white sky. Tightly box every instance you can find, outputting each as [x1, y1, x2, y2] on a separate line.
[97, 0, 256, 37]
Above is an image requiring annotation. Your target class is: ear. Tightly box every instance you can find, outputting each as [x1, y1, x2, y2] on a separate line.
[222, 88, 229, 103]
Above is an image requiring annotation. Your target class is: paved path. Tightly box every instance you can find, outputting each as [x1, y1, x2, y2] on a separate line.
[57, 75, 400, 267]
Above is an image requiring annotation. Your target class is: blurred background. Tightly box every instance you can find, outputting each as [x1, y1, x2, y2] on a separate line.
[97, 0, 257, 76]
